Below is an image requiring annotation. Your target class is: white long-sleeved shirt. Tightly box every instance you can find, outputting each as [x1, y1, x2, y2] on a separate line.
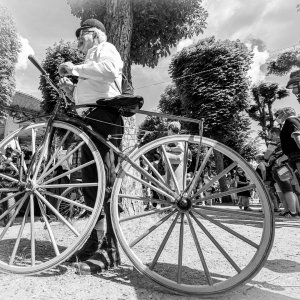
[72, 42, 123, 113]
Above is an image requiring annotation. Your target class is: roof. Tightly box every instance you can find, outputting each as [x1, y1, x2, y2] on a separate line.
[12, 91, 41, 112]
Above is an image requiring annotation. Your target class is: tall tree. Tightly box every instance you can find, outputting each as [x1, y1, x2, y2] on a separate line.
[169, 37, 253, 152]
[248, 82, 289, 142]
[169, 36, 255, 200]
[267, 49, 300, 103]
[267, 50, 300, 76]
[67, 0, 208, 79]
[0, 6, 21, 119]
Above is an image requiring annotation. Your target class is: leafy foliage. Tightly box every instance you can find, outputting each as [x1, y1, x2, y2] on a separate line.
[158, 84, 183, 116]
[267, 50, 300, 76]
[169, 36, 255, 157]
[139, 116, 167, 146]
[0, 6, 21, 119]
[39, 40, 84, 112]
[67, 0, 208, 68]
[248, 82, 289, 142]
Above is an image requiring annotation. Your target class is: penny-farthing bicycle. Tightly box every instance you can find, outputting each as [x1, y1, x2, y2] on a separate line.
[0, 56, 274, 296]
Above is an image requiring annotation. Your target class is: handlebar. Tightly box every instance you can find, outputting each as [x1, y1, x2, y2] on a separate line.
[28, 55, 48, 77]
[28, 55, 71, 113]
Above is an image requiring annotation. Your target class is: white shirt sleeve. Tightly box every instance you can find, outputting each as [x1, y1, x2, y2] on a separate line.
[73, 42, 123, 81]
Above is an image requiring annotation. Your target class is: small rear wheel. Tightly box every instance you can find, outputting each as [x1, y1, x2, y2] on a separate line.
[0, 121, 105, 274]
[111, 135, 274, 296]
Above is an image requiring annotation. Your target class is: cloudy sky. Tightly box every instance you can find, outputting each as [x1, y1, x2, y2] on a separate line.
[1, 0, 300, 127]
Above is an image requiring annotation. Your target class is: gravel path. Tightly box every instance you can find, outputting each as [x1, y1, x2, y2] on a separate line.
[0, 215, 299, 300]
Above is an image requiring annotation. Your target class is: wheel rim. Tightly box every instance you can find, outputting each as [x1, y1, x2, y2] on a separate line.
[111, 135, 274, 296]
[0, 121, 105, 274]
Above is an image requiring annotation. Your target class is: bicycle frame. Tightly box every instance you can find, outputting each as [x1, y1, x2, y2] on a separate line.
[26, 55, 180, 199]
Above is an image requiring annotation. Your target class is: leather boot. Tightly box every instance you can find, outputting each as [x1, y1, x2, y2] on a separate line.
[74, 209, 121, 275]
[66, 213, 106, 263]
[66, 229, 98, 263]
[73, 232, 121, 275]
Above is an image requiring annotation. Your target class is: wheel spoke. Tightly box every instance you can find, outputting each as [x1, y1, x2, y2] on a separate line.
[38, 141, 85, 183]
[161, 145, 181, 194]
[0, 193, 27, 222]
[0, 188, 19, 193]
[190, 212, 241, 273]
[120, 206, 175, 223]
[0, 153, 19, 173]
[187, 147, 214, 196]
[194, 204, 264, 219]
[0, 173, 19, 184]
[34, 190, 80, 236]
[119, 194, 171, 206]
[186, 213, 213, 285]
[0, 193, 29, 241]
[43, 190, 93, 212]
[182, 142, 189, 190]
[0, 191, 23, 205]
[40, 130, 71, 177]
[149, 212, 180, 270]
[42, 160, 95, 185]
[193, 162, 238, 198]
[140, 155, 167, 185]
[129, 209, 176, 247]
[14, 137, 28, 174]
[9, 204, 30, 265]
[31, 127, 36, 155]
[177, 213, 185, 284]
[30, 194, 35, 266]
[39, 182, 98, 189]
[191, 208, 259, 249]
[31, 132, 51, 181]
[124, 170, 176, 201]
[37, 198, 60, 256]
[192, 184, 256, 204]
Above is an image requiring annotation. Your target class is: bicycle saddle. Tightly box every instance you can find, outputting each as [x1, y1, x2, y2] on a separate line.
[96, 95, 144, 117]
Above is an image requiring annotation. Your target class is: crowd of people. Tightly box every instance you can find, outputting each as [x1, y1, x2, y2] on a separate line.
[143, 107, 300, 217]
[254, 107, 300, 218]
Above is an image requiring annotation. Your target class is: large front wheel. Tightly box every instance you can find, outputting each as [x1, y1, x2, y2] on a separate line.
[111, 135, 274, 296]
[0, 121, 105, 274]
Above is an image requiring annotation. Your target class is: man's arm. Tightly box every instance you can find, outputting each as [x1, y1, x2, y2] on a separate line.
[58, 43, 123, 81]
[291, 131, 300, 149]
[74, 43, 122, 80]
[264, 142, 277, 161]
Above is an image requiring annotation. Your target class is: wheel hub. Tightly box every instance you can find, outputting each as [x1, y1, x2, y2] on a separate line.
[23, 180, 37, 192]
[177, 196, 192, 211]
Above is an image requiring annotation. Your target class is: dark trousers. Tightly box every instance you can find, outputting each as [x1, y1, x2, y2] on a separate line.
[81, 106, 123, 241]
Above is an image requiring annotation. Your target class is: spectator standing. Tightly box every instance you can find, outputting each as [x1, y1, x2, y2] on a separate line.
[275, 107, 300, 183]
[235, 167, 252, 211]
[164, 121, 185, 192]
[267, 122, 299, 217]
[263, 128, 282, 212]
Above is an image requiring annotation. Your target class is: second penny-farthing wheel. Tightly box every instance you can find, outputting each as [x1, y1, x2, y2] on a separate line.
[111, 135, 274, 296]
[0, 121, 105, 274]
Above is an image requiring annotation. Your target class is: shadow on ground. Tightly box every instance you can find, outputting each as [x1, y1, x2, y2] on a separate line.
[86, 262, 300, 299]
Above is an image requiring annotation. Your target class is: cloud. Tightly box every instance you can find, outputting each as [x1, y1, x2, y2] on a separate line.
[16, 36, 35, 70]
[247, 45, 270, 84]
[176, 39, 193, 52]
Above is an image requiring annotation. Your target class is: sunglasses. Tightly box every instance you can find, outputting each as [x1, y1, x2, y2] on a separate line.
[274, 112, 284, 119]
[77, 30, 94, 39]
